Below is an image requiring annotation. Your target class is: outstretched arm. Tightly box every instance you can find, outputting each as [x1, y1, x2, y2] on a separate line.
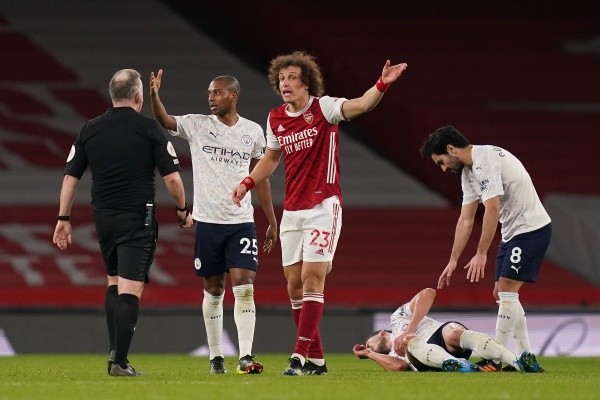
[352, 344, 411, 372]
[341, 60, 408, 120]
[438, 200, 478, 289]
[150, 69, 177, 131]
[232, 148, 282, 207]
[463, 195, 500, 283]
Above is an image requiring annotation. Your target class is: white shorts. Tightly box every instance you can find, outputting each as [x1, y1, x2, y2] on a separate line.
[280, 196, 342, 270]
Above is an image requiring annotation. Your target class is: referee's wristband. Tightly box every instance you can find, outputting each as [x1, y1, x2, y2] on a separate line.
[240, 176, 255, 191]
[57, 215, 70, 221]
[176, 202, 188, 212]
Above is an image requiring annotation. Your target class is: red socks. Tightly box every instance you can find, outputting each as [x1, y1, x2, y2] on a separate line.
[292, 293, 324, 358]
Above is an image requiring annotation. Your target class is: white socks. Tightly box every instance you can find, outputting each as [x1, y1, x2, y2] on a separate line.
[233, 284, 256, 358]
[496, 292, 531, 353]
[407, 337, 455, 368]
[460, 330, 520, 369]
[203, 285, 257, 361]
[202, 290, 224, 360]
[513, 306, 531, 353]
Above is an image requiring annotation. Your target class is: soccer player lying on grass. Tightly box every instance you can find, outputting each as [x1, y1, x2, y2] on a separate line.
[352, 288, 544, 372]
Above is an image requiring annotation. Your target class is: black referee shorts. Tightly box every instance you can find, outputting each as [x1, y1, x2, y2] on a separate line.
[94, 209, 157, 283]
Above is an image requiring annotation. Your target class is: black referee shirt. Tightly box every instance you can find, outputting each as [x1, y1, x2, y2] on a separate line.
[64, 107, 180, 211]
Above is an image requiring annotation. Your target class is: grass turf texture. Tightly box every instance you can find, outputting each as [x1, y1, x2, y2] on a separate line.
[1, 354, 599, 400]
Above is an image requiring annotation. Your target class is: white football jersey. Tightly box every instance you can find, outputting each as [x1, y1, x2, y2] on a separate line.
[461, 145, 551, 241]
[388, 302, 442, 358]
[172, 114, 265, 224]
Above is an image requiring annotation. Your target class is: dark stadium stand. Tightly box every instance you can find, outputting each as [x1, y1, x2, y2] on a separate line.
[0, 0, 598, 310]
[168, 0, 600, 202]
[157, 0, 600, 308]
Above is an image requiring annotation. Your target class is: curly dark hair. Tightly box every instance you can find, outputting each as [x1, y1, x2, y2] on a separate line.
[267, 51, 324, 97]
[419, 126, 471, 158]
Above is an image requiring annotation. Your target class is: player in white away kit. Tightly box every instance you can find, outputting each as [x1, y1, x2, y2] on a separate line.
[419, 126, 551, 371]
[352, 288, 543, 373]
[232, 51, 408, 375]
[150, 70, 277, 374]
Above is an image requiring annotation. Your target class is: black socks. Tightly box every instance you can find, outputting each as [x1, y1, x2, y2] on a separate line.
[114, 293, 140, 368]
[104, 285, 119, 352]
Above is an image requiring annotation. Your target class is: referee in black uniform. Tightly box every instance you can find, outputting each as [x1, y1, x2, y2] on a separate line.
[53, 69, 193, 377]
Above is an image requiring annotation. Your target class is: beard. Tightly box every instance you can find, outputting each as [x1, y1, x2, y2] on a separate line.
[448, 157, 464, 174]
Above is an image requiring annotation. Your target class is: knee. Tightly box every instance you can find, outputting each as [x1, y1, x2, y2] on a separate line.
[286, 273, 302, 287]
[302, 275, 325, 293]
[203, 275, 226, 296]
[204, 283, 225, 297]
[117, 278, 144, 298]
[444, 325, 465, 348]
[231, 272, 255, 286]
[496, 278, 523, 294]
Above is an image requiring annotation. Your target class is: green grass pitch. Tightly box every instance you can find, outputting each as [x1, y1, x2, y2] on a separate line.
[1, 354, 599, 400]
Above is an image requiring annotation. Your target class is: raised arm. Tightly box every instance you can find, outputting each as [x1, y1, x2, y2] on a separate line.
[149, 69, 177, 131]
[341, 60, 408, 120]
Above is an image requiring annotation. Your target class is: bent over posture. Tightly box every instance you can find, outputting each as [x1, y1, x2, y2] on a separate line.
[419, 126, 552, 367]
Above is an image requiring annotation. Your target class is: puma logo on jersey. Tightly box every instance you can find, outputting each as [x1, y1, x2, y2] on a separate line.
[511, 265, 521, 273]
[277, 124, 285, 132]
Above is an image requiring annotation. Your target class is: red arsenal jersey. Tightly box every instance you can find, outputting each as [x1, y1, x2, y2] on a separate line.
[266, 96, 347, 211]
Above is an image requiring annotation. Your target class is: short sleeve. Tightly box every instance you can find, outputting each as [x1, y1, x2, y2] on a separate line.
[252, 127, 266, 159]
[265, 112, 280, 150]
[479, 150, 504, 202]
[461, 172, 480, 205]
[319, 96, 348, 124]
[63, 130, 88, 179]
[153, 123, 181, 176]
[173, 114, 208, 141]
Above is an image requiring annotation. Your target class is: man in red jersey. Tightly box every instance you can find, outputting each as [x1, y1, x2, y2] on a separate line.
[232, 51, 407, 375]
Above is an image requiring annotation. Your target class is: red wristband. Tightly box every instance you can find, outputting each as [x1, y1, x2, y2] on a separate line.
[375, 76, 390, 93]
[240, 176, 255, 191]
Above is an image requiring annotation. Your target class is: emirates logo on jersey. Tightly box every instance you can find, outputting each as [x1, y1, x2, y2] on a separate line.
[303, 111, 314, 124]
